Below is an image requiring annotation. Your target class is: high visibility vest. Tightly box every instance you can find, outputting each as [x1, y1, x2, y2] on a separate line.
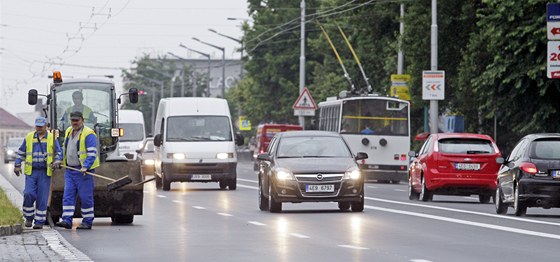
[63, 126, 100, 170]
[24, 131, 55, 176]
[66, 105, 93, 123]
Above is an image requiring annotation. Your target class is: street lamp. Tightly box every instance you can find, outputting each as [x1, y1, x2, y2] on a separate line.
[177, 44, 212, 97]
[146, 65, 180, 98]
[192, 37, 226, 98]
[208, 28, 244, 79]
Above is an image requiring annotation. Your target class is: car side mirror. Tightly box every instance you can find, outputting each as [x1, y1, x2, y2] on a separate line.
[136, 149, 142, 154]
[496, 157, 505, 164]
[408, 150, 417, 157]
[355, 152, 368, 161]
[28, 89, 38, 105]
[257, 153, 271, 161]
[154, 134, 162, 147]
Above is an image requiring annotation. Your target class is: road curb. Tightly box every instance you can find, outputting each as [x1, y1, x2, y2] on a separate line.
[0, 224, 23, 236]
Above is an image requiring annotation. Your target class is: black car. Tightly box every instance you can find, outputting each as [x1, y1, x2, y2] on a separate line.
[495, 133, 560, 216]
[257, 130, 368, 213]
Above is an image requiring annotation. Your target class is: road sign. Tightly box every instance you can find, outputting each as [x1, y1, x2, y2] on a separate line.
[390, 74, 411, 101]
[422, 71, 445, 100]
[238, 116, 251, 131]
[548, 3, 560, 40]
[547, 41, 560, 78]
[293, 87, 317, 116]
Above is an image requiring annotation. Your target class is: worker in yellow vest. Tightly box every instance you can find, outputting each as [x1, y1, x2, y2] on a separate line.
[60, 91, 96, 125]
[55, 111, 99, 230]
[14, 116, 62, 229]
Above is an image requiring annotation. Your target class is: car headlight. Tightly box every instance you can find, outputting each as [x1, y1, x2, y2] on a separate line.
[171, 153, 186, 160]
[274, 168, 294, 180]
[216, 153, 234, 159]
[344, 167, 361, 180]
[7, 150, 14, 155]
[144, 159, 155, 166]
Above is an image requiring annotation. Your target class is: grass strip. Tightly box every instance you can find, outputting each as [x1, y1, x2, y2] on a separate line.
[0, 188, 22, 225]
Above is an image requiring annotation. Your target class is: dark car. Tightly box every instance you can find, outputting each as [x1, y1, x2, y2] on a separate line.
[257, 131, 368, 213]
[408, 133, 502, 203]
[136, 137, 155, 178]
[495, 133, 560, 216]
[3, 137, 24, 164]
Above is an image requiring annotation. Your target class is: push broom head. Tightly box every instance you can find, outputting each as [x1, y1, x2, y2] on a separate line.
[107, 176, 133, 191]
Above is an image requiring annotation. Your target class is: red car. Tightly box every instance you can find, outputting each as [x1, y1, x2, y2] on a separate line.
[408, 133, 502, 203]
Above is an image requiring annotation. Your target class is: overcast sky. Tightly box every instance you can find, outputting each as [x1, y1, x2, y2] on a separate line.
[0, 0, 249, 115]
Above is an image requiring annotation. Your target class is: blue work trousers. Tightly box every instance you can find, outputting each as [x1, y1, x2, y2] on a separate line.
[61, 168, 95, 226]
[23, 169, 51, 225]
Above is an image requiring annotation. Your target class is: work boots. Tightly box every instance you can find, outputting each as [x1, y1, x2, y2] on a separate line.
[55, 221, 72, 229]
[33, 224, 43, 229]
[24, 220, 32, 228]
[76, 223, 92, 230]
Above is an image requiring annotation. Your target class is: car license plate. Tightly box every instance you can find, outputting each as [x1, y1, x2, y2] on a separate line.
[191, 175, 211, 180]
[551, 170, 560, 179]
[306, 184, 334, 193]
[455, 163, 480, 170]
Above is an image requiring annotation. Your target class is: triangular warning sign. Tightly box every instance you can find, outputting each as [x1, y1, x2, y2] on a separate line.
[293, 88, 317, 109]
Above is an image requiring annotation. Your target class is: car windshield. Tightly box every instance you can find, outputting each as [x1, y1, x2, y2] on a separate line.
[438, 138, 495, 154]
[166, 116, 232, 142]
[277, 136, 351, 158]
[530, 140, 560, 159]
[7, 138, 24, 147]
[120, 123, 144, 142]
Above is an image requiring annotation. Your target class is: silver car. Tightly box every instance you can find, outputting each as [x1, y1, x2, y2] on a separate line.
[3, 137, 24, 164]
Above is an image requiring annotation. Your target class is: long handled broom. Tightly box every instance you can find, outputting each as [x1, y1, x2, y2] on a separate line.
[62, 165, 132, 191]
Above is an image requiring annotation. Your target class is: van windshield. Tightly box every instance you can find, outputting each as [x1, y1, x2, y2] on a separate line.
[120, 123, 144, 142]
[166, 116, 232, 142]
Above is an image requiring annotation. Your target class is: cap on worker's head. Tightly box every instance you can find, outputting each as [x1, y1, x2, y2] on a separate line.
[70, 111, 83, 120]
[35, 116, 47, 127]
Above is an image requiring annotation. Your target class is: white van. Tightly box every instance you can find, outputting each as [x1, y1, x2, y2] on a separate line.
[118, 109, 146, 160]
[153, 97, 243, 191]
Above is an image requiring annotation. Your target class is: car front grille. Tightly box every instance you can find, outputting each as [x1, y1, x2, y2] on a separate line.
[294, 173, 344, 182]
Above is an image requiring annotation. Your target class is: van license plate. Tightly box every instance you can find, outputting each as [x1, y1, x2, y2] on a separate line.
[306, 184, 334, 192]
[191, 175, 211, 180]
[455, 163, 480, 170]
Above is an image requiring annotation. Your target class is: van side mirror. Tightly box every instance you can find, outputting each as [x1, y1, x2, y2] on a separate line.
[154, 134, 162, 147]
[28, 89, 38, 105]
[355, 152, 368, 161]
[235, 133, 244, 146]
[128, 88, 139, 104]
[257, 153, 271, 161]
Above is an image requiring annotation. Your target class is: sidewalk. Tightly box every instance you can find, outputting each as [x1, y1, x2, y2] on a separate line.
[0, 173, 92, 261]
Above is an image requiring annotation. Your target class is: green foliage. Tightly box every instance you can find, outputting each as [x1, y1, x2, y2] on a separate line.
[0, 188, 22, 226]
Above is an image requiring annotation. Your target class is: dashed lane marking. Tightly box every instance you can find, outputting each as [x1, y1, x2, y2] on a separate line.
[172, 200, 183, 204]
[290, 233, 310, 239]
[156, 194, 166, 198]
[248, 221, 266, 226]
[218, 213, 233, 217]
[338, 244, 369, 250]
[237, 184, 258, 190]
[192, 206, 206, 210]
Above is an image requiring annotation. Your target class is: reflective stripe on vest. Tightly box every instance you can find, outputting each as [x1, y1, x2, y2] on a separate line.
[64, 126, 99, 169]
[24, 131, 55, 176]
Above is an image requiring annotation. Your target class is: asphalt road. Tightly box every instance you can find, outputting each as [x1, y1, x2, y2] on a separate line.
[2, 159, 560, 262]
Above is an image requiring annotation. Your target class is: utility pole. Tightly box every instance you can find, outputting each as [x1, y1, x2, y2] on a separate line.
[193, 37, 225, 98]
[430, 0, 439, 134]
[397, 4, 404, 75]
[299, 0, 306, 128]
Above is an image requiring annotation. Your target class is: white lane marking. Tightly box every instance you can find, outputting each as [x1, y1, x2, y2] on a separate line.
[237, 184, 259, 190]
[156, 194, 166, 198]
[367, 186, 378, 189]
[393, 189, 406, 192]
[172, 200, 183, 204]
[192, 206, 206, 210]
[238, 178, 258, 184]
[338, 244, 369, 250]
[43, 229, 93, 261]
[248, 221, 266, 226]
[411, 259, 433, 262]
[365, 205, 560, 240]
[290, 233, 310, 239]
[218, 212, 233, 217]
[463, 196, 478, 200]
[365, 197, 560, 227]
